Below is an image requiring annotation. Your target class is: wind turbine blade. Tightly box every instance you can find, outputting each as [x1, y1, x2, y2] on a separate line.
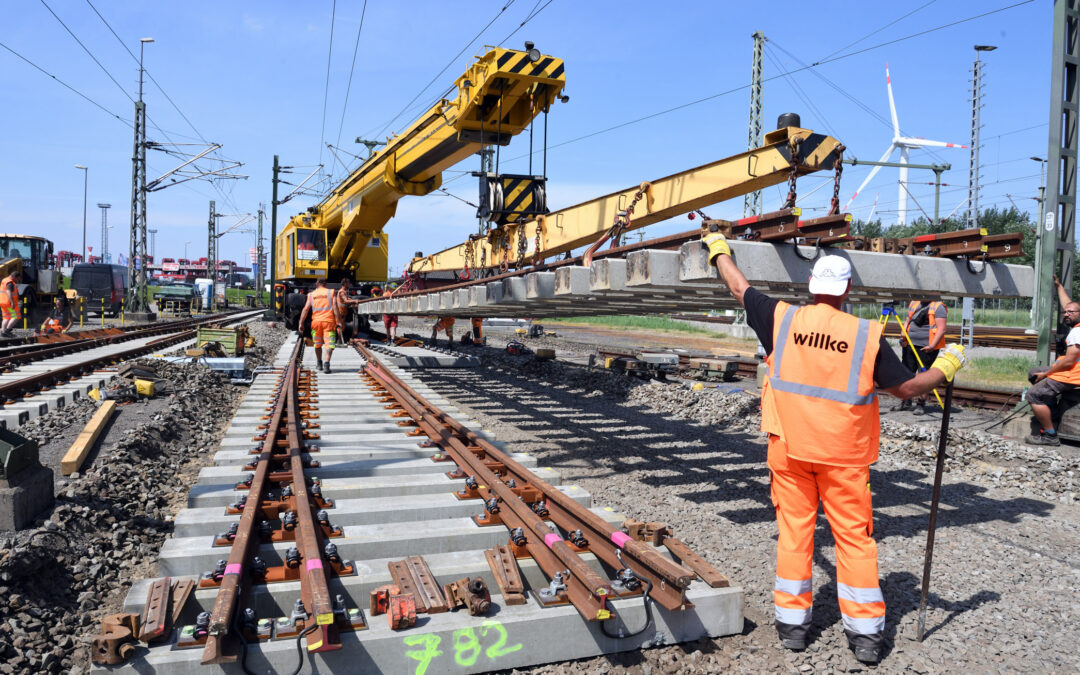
[897, 137, 969, 149]
[886, 62, 900, 138]
[867, 192, 880, 223]
[844, 144, 896, 210]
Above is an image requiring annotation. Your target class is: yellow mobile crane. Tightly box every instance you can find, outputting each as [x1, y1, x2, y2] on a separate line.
[275, 42, 566, 328]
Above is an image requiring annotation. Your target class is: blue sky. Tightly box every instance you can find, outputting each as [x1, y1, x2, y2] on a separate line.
[0, 1, 1049, 275]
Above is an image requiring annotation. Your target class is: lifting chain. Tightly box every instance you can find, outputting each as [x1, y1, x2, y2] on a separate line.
[516, 218, 528, 265]
[499, 231, 511, 274]
[462, 239, 474, 280]
[533, 230, 543, 266]
[783, 137, 802, 210]
[828, 144, 846, 216]
[480, 245, 487, 270]
[612, 183, 650, 248]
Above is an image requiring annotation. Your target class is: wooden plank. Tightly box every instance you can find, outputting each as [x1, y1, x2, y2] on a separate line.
[663, 537, 729, 588]
[61, 400, 116, 476]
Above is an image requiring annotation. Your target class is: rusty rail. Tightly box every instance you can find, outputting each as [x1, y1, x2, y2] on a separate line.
[201, 336, 353, 663]
[357, 343, 698, 621]
[0, 311, 256, 405]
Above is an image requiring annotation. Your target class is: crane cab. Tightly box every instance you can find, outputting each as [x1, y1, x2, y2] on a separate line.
[277, 225, 328, 281]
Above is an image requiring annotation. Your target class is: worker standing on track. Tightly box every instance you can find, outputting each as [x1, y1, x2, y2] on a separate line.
[297, 278, 342, 374]
[0, 269, 21, 337]
[893, 297, 948, 414]
[372, 286, 399, 344]
[335, 277, 360, 343]
[431, 316, 454, 348]
[39, 296, 73, 335]
[704, 232, 966, 664]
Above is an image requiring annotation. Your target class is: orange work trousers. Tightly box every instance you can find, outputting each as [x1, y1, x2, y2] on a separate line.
[767, 435, 885, 640]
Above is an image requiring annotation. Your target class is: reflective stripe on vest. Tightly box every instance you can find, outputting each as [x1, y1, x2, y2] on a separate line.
[762, 301, 882, 466]
[907, 300, 945, 347]
[311, 288, 335, 322]
[0, 276, 17, 306]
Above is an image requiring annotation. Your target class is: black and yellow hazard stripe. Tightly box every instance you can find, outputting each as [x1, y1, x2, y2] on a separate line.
[495, 50, 565, 82]
[497, 176, 537, 224]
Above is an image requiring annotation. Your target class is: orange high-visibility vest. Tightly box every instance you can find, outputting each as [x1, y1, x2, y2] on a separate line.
[436, 317, 455, 330]
[761, 301, 883, 467]
[906, 300, 946, 347]
[310, 287, 336, 323]
[1049, 329, 1080, 384]
[471, 318, 483, 329]
[0, 276, 18, 308]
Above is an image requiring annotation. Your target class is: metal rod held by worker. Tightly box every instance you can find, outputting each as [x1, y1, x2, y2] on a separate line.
[889, 309, 945, 410]
[916, 380, 954, 642]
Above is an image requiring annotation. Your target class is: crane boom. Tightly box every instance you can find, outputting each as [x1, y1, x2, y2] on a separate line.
[407, 126, 844, 274]
[276, 45, 566, 284]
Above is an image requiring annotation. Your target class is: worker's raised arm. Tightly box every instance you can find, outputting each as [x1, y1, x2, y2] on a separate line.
[1055, 275, 1072, 308]
[705, 234, 750, 306]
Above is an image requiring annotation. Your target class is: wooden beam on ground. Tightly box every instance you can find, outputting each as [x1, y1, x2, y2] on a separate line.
[61, 400, 116, 475]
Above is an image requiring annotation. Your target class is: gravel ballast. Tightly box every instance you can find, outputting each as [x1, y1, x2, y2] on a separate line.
[0, 319, 287, 674]
[409, 344, 1080, 674]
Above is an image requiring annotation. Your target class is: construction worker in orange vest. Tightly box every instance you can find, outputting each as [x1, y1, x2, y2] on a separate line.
[1025, 296, 1080, 446]
[893, 297, 948, 415]
[704, 232, 966, 664]
[39, 296, 73, 335]
[470, 317, 484, 343]
[0, 269, 21, 337]
[297, 278, 342, 374]
[431, 316, 454, 348]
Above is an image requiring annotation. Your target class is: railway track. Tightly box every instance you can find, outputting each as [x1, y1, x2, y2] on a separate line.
[98, 336, 741, 673]
[0, 311, 260, 429]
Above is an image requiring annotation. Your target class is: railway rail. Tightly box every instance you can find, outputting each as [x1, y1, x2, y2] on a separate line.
[0, 311, 259, 427]
[100, 335, 740, 673]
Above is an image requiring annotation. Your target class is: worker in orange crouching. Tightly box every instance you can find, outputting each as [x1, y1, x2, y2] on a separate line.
[704, 231, 966, 664]
[297, 278, 342, 374]
[431, 316, 455, 348]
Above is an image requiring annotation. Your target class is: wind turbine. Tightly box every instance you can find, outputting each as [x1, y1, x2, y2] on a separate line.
[845, 63, 967, 225]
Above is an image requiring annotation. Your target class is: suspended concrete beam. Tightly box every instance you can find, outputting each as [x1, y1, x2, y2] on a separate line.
[364, 242, 1033, 319]
[679, 240, 1034, 301]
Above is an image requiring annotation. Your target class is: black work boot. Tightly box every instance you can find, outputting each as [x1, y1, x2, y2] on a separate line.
[316, 359, 323, 372]
[323, 362, 332, 374]
[845, 630, 883, 664]
[776, 620, 809, 652]
[891, 399, 913, 412]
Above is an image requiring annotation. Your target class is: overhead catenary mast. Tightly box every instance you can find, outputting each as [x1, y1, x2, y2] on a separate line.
[744, 31, 765, 218]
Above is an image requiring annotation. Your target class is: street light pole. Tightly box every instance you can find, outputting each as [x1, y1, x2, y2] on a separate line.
[75, 165, 88, 261]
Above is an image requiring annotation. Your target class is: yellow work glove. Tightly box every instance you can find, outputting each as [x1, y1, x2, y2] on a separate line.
[930, 344, 966, 382]
[703, 232, 731, 263]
